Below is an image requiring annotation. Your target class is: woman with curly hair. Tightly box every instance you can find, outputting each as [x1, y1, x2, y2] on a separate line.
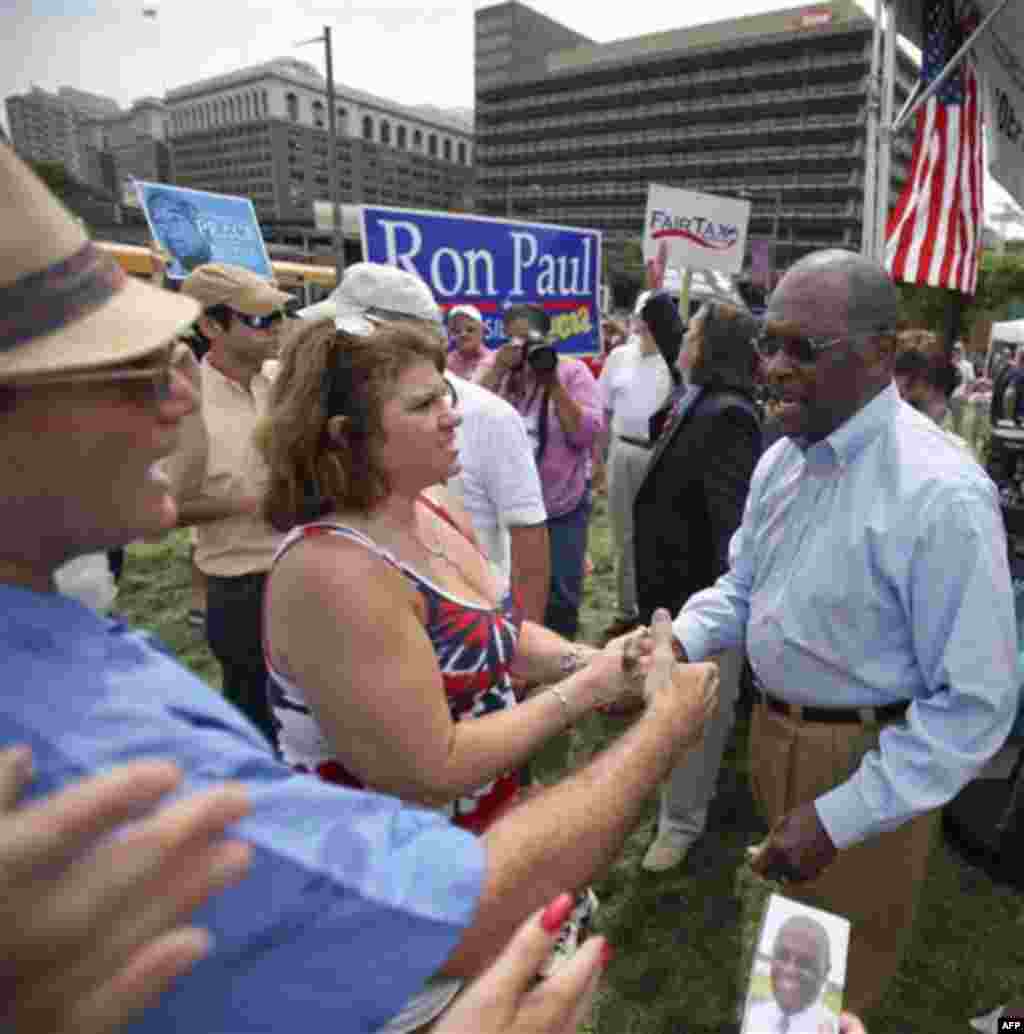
[256, 265, 654, 1032]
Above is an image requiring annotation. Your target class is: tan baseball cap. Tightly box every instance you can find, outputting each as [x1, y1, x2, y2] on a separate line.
[180, 263, 292, 316]
[0, 143, 199, 381]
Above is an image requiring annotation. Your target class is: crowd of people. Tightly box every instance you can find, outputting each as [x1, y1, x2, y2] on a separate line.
[1, 139, 1019, 1034]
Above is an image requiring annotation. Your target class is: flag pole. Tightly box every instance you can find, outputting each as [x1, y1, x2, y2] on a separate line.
[862, 0, 884, 258]
[874, 0, 897, 263]
[891, 0, 1011, 135]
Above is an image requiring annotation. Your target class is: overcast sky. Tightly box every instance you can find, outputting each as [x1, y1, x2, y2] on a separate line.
[5, 0, 1022, 229]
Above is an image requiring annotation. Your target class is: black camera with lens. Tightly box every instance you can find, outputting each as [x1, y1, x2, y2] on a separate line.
[524, 330, 558, 374]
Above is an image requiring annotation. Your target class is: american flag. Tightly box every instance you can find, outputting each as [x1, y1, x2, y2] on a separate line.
[884, 0, 984, 295]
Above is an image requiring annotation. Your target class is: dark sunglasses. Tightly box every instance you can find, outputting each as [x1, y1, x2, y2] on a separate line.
[232, 309, 285, 330]
[756, 327, 891, 366]
[755, 330, 845, 365]
[10, 347, 176, 405]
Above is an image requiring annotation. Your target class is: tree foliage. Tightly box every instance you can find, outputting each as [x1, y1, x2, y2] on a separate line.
[28, 160, 75, 202]
[896, 252, 1024, 338]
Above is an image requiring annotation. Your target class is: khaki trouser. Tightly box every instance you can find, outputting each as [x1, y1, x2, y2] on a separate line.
[750, 696, 938, 1014]
[658, 648, 743, 841]
[607, 436, 654, 619]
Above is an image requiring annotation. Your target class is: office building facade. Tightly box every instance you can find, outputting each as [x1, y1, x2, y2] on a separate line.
[475, 0, 918, 275]
[5, 85, 168, 199]
[4, 85, 116, 178]
[165, 58, 475, 241]
[78, 97, 171, 199]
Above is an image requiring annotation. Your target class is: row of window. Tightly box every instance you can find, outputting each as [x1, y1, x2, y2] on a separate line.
[489, 85, 864, 137]
[358, 115, 471, 165]
[476, 32, 511, 55]
[480, 116, 863, 160]
[171, 90, 269, 132]
[479, 48, 870, 113]
[489, 143, 861, 182]
[491, 174, 858, 204]
[485, 77, 868, 129]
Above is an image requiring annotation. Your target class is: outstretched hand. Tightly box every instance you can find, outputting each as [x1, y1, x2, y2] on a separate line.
[0, 747, 252, 1034]
[643, 609, 719, 750]
[432, 892, 610, 1034]
[645, 240, 668, 290]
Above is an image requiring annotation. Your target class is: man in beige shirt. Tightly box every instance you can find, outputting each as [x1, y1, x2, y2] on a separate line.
[165, 264, 291, 745]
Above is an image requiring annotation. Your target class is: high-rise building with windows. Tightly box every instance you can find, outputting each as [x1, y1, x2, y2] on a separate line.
[78, 97, 171, 199]
[165, 58, 475, 238]
[475, 0, 918, 275]
[5, 85, 167, 198]
[4, 85, 119, 178]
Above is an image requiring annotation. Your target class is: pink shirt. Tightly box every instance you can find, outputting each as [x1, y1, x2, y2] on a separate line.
[447, 346, 494, 381]
[488, 357, 604, 518]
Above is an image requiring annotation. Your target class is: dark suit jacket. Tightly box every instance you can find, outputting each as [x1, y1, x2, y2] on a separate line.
[633, 386, 762, 625]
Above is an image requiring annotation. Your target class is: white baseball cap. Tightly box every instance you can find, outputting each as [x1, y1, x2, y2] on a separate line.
[448, 304, 483, 325]
[296, 262, 442, 336]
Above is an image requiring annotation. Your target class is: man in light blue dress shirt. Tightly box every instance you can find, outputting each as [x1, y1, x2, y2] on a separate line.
[672, 250, 1017, 1014]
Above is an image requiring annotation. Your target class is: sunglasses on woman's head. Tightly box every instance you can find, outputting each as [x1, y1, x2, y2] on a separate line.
[232, 309, 285, 330]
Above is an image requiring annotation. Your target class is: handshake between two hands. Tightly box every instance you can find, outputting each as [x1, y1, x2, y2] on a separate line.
[596, 608, 721, 753]
[599, 613, 838, 886]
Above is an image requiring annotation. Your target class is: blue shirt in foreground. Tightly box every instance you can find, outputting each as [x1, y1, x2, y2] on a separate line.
[0, 584, 485, 1034]
[673, 384, 1017, 849]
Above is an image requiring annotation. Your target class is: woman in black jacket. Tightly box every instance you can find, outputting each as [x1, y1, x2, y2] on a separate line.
[632, 298, 763, 872]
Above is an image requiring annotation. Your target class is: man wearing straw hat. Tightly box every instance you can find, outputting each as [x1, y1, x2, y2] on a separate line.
[164, 262, 291, 746]
[0, 143, 719, 1033]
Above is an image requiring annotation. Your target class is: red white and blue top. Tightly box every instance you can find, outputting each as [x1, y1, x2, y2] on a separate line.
[264, 498, 524, 835]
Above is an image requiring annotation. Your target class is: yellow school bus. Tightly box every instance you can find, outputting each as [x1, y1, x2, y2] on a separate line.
[95, 242, 337, 306]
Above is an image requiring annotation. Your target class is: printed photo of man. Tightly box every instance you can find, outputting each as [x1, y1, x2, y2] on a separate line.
[744, 914, 839, 1034]
[146, 189, 213, 274]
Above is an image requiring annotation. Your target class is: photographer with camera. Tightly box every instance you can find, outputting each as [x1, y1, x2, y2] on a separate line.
[477, 303, 603, 640]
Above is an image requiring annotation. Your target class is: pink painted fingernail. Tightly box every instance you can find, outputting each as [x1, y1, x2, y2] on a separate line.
[540, 893, 574, 933]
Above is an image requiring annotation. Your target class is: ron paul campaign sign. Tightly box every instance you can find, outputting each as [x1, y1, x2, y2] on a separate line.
[643, 184, 750, 276]
[135, 181, 273, 281]
[361, 206, 601, 354]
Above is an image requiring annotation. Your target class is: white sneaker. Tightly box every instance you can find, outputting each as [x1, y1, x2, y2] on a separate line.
[641, 832, 694, 872]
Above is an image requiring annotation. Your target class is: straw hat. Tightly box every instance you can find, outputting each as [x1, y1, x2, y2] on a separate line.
[0, 143, 199, 382]
[180, 263, 291, 316]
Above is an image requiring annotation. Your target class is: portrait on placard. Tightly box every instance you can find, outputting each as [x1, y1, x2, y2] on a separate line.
[136, 180, 273, 281]
[741, 894, 850, 1034]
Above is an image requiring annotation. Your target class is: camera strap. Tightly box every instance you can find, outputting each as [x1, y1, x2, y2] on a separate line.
[525, 380, 552, 465]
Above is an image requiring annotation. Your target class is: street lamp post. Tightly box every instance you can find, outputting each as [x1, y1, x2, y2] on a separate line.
[297, 26, 344, 284]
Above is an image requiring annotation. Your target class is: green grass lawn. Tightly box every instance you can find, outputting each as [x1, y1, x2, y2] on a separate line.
[120, 497, 1024, 1034]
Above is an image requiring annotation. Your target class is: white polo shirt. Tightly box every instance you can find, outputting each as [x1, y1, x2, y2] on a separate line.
[445, 373, 546, 587]
[598, 337, 673, 441]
